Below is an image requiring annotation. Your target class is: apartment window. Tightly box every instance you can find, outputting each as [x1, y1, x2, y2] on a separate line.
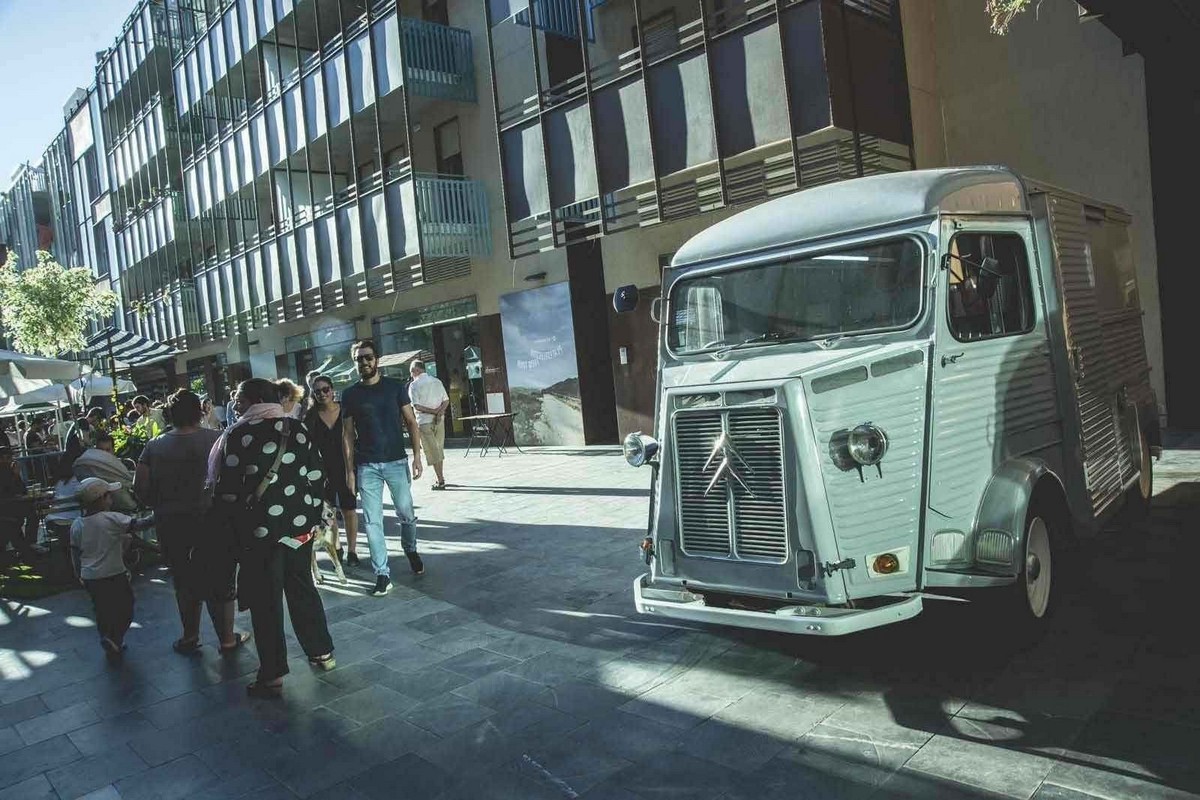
[423, 0, 449, 26]
[947, 232, 1035, 342]
[634, 11, 679, 63]
[82, 149, 101, 202]
[435, 118, 463, 176]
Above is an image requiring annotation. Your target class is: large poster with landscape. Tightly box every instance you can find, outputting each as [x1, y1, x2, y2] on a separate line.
[499, 282, 585, 446]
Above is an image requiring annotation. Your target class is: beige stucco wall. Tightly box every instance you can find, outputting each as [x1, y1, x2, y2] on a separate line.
[902, 0, 1165, 416]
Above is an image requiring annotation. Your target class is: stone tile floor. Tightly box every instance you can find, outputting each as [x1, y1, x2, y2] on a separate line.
[0, 443, 1198, 799]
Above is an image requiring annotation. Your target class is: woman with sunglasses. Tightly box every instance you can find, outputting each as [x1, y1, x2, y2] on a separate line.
[303, 375, 360, 565]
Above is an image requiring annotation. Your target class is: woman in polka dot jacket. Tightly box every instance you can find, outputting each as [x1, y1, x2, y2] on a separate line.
[212, 378, 335, 698]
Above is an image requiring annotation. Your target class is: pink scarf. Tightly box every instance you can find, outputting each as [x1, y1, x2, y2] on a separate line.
[206, 403, 290, 489]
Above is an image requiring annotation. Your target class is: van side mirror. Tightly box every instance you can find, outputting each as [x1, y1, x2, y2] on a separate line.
[613, 284, 639, 313]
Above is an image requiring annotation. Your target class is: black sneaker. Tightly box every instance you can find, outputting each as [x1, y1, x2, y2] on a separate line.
[407, 552, 424, 575]
[346, 551, 360, 567]
[369, 575, 391, 597]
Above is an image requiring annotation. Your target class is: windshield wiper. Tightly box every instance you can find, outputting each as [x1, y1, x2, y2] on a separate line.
[711, 331, 800, 359]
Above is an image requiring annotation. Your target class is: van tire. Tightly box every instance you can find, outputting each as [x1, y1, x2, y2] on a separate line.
[999, 493, 1064, 641]
[1125, 428, 1153, 522]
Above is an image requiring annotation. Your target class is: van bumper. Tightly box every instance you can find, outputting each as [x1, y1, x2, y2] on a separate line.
[633, 574, 923, 636]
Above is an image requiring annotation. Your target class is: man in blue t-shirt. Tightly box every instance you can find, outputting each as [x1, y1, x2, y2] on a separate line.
[341, 339, 424, 596]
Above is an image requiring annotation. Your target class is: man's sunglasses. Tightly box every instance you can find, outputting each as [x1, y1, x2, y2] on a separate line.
[355, 354, 376, 363]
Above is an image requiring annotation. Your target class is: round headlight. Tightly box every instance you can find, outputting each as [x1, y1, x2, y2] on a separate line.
[847, 423, 888, 466]
[623, 432, 659, 467]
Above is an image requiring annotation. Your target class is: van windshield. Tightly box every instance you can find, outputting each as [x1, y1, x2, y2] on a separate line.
[668, 239, 924, 355]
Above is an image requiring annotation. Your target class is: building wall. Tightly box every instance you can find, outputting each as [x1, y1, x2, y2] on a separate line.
[901, 0, 1166, 419]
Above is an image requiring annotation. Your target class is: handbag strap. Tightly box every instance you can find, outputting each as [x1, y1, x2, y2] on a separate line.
[247, 421, 292, 508]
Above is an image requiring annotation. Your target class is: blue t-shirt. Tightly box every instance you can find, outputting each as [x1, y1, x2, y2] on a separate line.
[341, 377, 412, 466]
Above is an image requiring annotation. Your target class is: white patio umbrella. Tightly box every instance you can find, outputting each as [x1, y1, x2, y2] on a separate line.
[70, 372, 137, 403]
[0, 382, 71, 414]
[0, 350, 83, 395]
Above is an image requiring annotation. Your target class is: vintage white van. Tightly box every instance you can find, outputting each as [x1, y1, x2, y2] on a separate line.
[617, 167, 1158, 636]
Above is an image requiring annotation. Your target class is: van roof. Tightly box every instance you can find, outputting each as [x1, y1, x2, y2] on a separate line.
[671, 166, 1028, 268]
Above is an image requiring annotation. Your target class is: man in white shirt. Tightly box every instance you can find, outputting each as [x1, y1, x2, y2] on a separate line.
[408, 360, 450, 489]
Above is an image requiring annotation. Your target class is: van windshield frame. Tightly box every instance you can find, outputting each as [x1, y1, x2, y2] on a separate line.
[666, 237, 927, 357]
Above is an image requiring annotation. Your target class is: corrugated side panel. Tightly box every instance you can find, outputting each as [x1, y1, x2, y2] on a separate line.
[1101, 306, 1153, 484]
[1046, 195, 1123, 513]
[928, 335, 1058, 522]
[806, 348, 927, 597]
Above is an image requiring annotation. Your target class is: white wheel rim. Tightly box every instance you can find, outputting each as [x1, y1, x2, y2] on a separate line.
[1138, 436, 1152, 500]
[1026, 517, 1052, 619]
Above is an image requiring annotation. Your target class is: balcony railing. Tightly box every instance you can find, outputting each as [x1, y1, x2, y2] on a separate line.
[512, 0, 609, 41]
[401, 17, 477, 103]
[414, 173, 491, 258]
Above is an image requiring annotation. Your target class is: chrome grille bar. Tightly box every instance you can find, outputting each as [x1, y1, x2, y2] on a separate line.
[673, 404, 788, 563]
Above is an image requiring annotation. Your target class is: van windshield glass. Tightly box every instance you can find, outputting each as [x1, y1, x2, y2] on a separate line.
[668, 239, 924, 354]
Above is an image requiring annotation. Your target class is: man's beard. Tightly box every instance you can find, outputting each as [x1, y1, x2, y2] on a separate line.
[358, 364, 377, 380]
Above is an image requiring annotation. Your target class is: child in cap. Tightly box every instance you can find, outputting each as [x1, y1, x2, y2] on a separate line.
[70, 477, 153, 661]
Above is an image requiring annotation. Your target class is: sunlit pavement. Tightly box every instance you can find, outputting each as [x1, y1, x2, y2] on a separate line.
[0, 442, 1198, 799]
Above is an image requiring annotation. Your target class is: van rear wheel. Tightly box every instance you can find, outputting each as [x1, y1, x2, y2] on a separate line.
[1125, 429, 1153, 521]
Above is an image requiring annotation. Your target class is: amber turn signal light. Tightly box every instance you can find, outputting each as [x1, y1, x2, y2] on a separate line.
[872, 553, 900, 574]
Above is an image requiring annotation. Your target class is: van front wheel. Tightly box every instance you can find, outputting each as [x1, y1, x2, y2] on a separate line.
[997, 500, 1063, 638]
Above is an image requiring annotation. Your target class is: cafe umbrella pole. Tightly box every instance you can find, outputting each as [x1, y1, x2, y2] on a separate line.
[108, 332, 118, 413]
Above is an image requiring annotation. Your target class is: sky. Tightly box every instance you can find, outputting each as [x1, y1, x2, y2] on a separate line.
[0, 0, 136, 190]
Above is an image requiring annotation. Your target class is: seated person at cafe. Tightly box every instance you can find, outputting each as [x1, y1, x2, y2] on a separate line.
[72, 435, 138, 512]
[0, 445, 40, 563]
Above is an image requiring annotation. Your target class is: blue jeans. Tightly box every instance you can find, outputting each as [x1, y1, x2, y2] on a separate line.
[357, 460, 418, 577]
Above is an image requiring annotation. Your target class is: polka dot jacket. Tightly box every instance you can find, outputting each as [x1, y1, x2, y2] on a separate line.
[212, 417, 328, 546]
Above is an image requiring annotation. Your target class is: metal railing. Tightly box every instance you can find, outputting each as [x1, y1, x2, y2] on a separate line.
[400, 17, 477, 103]
[414, 173, 491, 258]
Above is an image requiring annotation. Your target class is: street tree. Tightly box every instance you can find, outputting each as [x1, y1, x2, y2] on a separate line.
[987, 0, 1042, 34]
[0, 250, 119, 357]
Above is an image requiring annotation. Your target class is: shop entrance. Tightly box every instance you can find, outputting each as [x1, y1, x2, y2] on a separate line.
[374, 297, 483, 438]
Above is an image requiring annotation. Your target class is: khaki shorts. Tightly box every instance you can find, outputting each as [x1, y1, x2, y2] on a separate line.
[420, 418, 446, 465]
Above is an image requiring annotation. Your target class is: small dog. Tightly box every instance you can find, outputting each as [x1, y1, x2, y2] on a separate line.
[311, 502, 348, 585]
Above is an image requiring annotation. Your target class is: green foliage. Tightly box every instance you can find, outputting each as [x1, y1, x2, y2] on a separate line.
[190, 376, 206, 395]
[987, 0, 1041, 34]
[0, 251, 119, 357]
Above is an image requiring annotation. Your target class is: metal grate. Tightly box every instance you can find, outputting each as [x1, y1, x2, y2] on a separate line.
[673, 406, 788, 562]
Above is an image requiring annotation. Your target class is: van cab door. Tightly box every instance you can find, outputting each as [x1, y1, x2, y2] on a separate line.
[926, 219, 1060, 566]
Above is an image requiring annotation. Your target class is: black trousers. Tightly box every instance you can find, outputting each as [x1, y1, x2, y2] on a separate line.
[84, 573, 134, 646]
[242, 541, 333, 682]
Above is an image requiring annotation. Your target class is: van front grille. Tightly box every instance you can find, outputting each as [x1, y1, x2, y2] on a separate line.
[673, 407, 788, 562]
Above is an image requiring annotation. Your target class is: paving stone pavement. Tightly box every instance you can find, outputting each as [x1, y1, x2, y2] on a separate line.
[0, 443, 1198, 800]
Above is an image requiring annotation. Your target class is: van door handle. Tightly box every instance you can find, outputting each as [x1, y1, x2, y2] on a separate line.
[941, 352, 964, 368]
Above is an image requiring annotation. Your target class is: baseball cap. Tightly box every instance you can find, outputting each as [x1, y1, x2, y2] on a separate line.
[77, 477, 122, 505]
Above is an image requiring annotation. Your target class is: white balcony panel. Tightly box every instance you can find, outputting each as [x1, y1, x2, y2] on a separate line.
[253, 112, 269, 177]
[546, 100, 597, 205]
[316, 214, 338, 284]
[224, 6, 241, 63]
[325, 55, 349, 128]
[199, 36, 213, 94]
[373, 12, 403, 97]
[284, 85, 303, 154]
[647, 51, 716, 174]
[348, 32, 375, 114]
[248, 249, 265, 311]
[213, 19, 228, 83]
[593, 75, 653, 194]
[280, 232, 298, 297]
[234, 256, 251, 314]
[501, 123, 549, 219]
[238, 0, 257, 54]
[360, 191, 387, 269]
[386, 179, 417, 260]
[266, 100, 285, 167]
[238, 128, 254, 187]
[297, 223, 317, 291]
[303, 71, 326, 140]
[337, 204, 362, 276]
[261, 243, 279, 309]
[256, 0, 276, 40]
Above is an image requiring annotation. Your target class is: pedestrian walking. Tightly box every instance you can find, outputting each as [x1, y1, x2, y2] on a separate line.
[211, 378, 334, 698]
[135, 390, 249, 656]
[303, 374, 360, 566]
[275, 378, 304, 419]
[200, 397, 222, 431]
[341, 339, 424, 597]
[69, 477, 153, 662]
[408, 360, 450, 490]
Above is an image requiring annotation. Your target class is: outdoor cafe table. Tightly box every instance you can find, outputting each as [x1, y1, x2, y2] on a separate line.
[458, 413, 525, 457]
